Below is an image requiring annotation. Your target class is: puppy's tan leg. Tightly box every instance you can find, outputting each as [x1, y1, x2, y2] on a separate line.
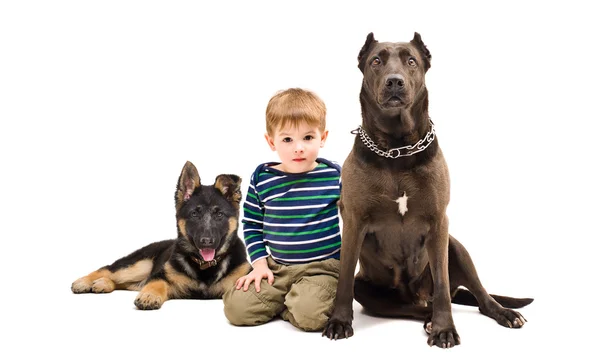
[71, 259, 153, 294]
[71, 269, 115, 294]
[134, 279, 170, 310]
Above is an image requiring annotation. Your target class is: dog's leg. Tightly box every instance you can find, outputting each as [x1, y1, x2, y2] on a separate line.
[71, 268, 117, 294]
[134, 278, 171, 310]
[425, 215, 460, 348]
[71, 259, 154, 294]
[133, 261, 198, 310]
[448, 236, 527, 328]
[72, 240, 172, 294]
[323, 217, 366, 340]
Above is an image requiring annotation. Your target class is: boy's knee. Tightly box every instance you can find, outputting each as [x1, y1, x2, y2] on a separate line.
[223, 285, 278, 326]
[284, 277, 336, 331]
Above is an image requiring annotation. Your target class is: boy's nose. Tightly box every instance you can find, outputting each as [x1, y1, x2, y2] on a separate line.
[294, 144, 304, 153]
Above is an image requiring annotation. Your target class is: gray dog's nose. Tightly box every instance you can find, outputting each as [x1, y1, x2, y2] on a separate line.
[385, 75, 405, 89]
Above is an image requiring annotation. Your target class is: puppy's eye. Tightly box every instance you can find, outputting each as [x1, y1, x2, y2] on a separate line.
[371, 57, 381, 66]
[190, 211, 199, 218]
[408, 57, 417, 66]
[215, 212, 224, 218]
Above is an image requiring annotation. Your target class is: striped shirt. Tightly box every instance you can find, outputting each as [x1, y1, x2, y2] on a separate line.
[242, 158, 342, 265]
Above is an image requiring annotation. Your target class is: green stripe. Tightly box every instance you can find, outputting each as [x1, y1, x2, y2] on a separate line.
[263, 223, 338, 236]
[258, 177, 339, 195]
[269, 241, 341, 254]
[249, 248, 266, 257]
[243, 206, 337, 219]
[272, 195, 339, 202]
[243, 207, 263, 217]
[244, 233, 261, 241]
[244, 206, 336, 219]
[259, 172, 276, 177]
[247, 192, 257, 200]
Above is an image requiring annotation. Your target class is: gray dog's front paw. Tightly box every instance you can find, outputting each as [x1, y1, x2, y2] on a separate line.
[322, 317, 354, 340]
[427, 326, 461, 348]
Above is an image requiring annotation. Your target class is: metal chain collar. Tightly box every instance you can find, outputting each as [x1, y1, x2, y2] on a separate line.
[351, 119, 436, 159]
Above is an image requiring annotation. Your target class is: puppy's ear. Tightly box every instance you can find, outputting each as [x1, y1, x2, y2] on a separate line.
[215, 174, 242, 209]
[410, 32, 431, 72]
[358, 32, 377, 72]
[176, 161, 201, 206]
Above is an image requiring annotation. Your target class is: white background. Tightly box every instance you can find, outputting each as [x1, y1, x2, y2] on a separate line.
[1, 0, 598, 355]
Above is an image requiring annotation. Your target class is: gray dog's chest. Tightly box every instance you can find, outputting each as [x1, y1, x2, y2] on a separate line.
[358, 171, 432, 244]
[342, 159, 446, 281]
[358, 170, 434, 221]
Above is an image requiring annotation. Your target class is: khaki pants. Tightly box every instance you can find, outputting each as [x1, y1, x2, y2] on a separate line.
[223, 256, 340, 332]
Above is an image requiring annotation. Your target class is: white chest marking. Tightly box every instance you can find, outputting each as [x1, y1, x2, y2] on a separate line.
[395, 192, 408, 216]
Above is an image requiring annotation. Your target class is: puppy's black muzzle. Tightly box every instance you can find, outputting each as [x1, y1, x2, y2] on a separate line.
[196, 236, 217, 249]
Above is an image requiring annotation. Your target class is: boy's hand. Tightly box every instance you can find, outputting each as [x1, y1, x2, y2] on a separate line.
[235, 258, 274, 292]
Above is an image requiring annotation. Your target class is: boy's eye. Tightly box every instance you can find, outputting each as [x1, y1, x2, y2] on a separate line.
[304, 135, 314, 141]
[282, 137, 292, 143]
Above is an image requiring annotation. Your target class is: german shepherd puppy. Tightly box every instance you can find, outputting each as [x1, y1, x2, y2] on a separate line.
[71, 161, 251, 310]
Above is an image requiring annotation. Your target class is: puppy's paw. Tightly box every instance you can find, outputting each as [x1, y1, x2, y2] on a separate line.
[427, 326, 461, 348]
[71, 277, 92, 293]
[134, 292, 163, 310]
[91, 277, 115, 293]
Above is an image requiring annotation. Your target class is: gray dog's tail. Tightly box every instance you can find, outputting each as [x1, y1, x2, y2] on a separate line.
[452, 288, 534, 308]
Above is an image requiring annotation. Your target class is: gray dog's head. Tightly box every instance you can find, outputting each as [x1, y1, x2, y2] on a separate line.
[358, 32, 431, 113]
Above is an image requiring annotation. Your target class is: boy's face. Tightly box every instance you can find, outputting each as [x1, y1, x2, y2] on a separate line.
[265, 122, 328, 173]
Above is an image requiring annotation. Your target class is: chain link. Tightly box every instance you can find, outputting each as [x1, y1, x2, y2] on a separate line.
[351, 119, 436, 159]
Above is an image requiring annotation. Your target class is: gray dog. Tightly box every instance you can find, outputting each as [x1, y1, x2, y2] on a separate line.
[322, 32, 532, 348]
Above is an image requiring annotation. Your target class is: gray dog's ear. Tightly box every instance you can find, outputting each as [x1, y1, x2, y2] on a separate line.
[410, 32, 431, 72]
[358, 32, 377, 72]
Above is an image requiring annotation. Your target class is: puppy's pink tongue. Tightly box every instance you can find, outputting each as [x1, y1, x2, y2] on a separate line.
[200, 249, 215, 261]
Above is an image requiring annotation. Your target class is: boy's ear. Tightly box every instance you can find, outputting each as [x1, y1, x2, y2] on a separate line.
[320, 130, 329, 148]
[264, 133, 276, 151]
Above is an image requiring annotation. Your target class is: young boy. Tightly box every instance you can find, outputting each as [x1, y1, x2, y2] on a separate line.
[223, 88, 341, 332]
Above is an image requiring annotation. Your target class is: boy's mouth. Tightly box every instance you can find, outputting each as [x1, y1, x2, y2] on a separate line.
[292, 158, 306, 162]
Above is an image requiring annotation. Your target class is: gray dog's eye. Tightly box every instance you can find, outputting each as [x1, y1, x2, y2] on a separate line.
[408, 57, 417, 66]
[371, 58, 381, 66]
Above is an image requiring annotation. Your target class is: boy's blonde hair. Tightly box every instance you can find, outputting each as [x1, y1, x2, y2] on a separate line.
[265, 88, 326, 136]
